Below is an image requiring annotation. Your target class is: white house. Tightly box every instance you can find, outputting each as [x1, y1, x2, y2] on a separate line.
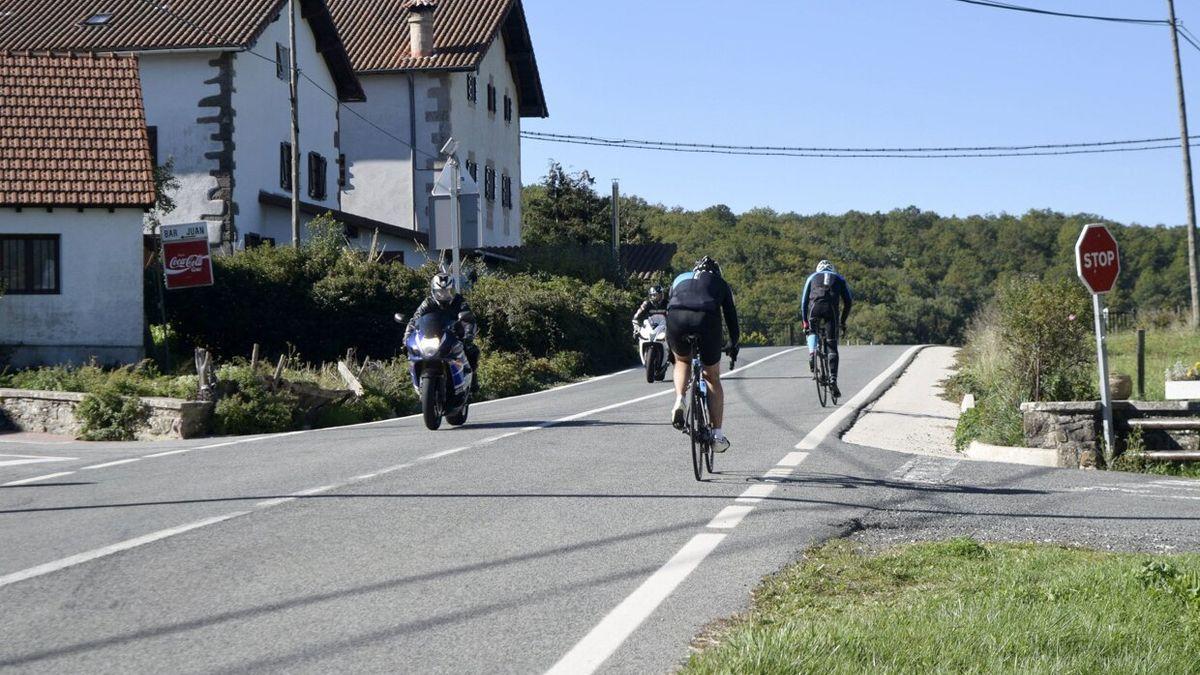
[0, 0, 430, 263]
[0, 53, 155, 367]
[330, 0, 548, 250]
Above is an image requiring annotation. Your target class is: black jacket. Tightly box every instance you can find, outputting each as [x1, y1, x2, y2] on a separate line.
[632, 298, 669, 323]
[668, 271, 740, 346]
[404, 294, 476, 344]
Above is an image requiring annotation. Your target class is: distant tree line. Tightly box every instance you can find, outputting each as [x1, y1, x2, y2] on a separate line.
[523, 161, 1191, 345]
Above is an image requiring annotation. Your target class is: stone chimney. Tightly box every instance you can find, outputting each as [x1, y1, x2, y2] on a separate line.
[405, 0, 437, 59]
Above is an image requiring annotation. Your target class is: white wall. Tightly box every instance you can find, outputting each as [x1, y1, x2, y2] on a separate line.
[138, 53, 221, 230]
[341, 74, 416, 229]
[233, 6, 342, 242]
[449, 37, 523, 247]
[0, 210, 144, 366]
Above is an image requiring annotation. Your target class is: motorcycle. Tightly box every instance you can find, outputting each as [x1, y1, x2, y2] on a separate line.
[396, 312, 475, 430]
[635, 313, 671, 383]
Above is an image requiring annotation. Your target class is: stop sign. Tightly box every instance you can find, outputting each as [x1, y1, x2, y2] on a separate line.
[1075, 223, 1120, 294]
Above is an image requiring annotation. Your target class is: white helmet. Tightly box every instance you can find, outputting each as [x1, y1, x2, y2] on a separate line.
[431, 272, 455, 306]
[816, 260, 836, 274]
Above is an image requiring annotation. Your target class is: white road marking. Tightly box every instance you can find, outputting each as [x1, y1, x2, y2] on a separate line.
[80, 458, 142, 470]
[795, 345, 924, 450]
[143, 448, 195, 458]
[891, 456, 960, 484]
[0, 439, 73, 445]
[545, 532, 728, 675]
[764, 467, 794, 479]
[354, 473, 379, 481]
[707, 505, 755, 530]
[255, 497, 296, 508]
[736, 484, 778, 503]
[1, 471, 75, 487]
[0, 454, 76, 468]
[777, 451, 809, 467]
[291, 485, 335, 497]
[0, 512, 249, 589]
[418, 446, 470, 461]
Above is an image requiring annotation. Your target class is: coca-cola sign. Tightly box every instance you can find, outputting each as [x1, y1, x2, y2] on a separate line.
[161, 231, 214, 290]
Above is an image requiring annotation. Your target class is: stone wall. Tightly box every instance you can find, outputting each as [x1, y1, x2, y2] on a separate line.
[0, 388, 212, 440]
[1021, 399, 1200, 467]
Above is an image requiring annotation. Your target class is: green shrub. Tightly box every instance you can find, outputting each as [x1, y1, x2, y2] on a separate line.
[0, 361, 198, 399]
[996, 276, 1094, 402]
[213, 366, 296, 435]
[315, 393, 394, 428]
[76, 386, 147, 441]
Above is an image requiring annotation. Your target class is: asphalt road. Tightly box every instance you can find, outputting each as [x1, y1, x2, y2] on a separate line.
[2, 345, 1200, 673]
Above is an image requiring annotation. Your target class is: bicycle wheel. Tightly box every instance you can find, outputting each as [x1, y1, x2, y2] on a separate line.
[689, 387, 704, 481]
[700, 392, 714, 473]
[815, 348, 829, 407]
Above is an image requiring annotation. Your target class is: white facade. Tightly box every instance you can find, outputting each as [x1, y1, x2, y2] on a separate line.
[0, 210, 145, 367]
[341, 36, 525, 250]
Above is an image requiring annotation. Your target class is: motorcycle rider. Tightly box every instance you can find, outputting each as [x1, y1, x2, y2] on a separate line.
[667, 256, 739, 452]
[404, 271, 481, 393]
[801, 259, 853, 399]
[632, 285, 669, 335]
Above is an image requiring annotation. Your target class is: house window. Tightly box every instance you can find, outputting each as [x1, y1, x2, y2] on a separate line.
[484, 166, 496, 201]
[275, 43, 290, 81]
[487, 83, 496, 113]
[503, 95, 512, 123]
[308, 152, 328, 200]
[501, 175, 512, 209]
[0, 235, 60, 295]
[465, 160, 478, 183]
[280, 142, 292, 191]
[467, 74, 477, 104]
[146, 125, 158, 166]
[337, 153, 347, 188]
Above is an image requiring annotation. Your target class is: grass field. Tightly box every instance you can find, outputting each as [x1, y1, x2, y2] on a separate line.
[1108, 327, 1200, 401]
[683, 539, 1200, 674]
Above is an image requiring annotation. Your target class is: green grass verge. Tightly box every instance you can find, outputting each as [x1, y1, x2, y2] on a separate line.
[1108, 327, 1200, 401]
[683, 539, 1200, 673]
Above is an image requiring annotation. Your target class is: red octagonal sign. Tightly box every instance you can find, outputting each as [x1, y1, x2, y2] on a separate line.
[1075, 223, 1120, 294]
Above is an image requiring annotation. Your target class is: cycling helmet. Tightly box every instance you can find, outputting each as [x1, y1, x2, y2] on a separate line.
[694, 256, 722, 275]
[648, 285, 664, 303]
[816, 260, 836, 274]
[430, 272, 455, 306]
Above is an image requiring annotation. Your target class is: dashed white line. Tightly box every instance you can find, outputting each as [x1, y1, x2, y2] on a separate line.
[255, 497, 296, 508]
[736, 484, 778, 504]
[891, 456, 960, 484]
[778, 451, 809, 467]
[143, 448, 195, 458]
[1, 471, 75, 487]
[0, 454, 76, 468]
[418, 447, 470, 461]
[707, 505, 755, 530]
[0, 511, 249, 589]
[80, 457, 142, 470]
[291, 485, 336, 497]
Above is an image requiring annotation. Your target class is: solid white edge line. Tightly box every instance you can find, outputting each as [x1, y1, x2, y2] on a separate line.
[0, 511, 249, 589]
[80, 457, 142, 470]
[143, 448, 195, 458]
[1, 471, 75, 487]
[255, 497, 296, 508]
[545, 532, 727, 675]
[778, 451, 809, 467]
[707, 505, 755, 530]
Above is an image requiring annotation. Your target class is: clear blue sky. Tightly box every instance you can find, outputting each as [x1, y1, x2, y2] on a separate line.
[519, 0, 1200, 226]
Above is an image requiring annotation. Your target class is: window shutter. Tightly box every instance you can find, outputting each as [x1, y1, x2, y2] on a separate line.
[280, 142, 292, 191]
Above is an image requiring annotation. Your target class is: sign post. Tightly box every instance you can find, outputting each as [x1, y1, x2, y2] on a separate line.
[161, 222, 215, 290]
[1075, 222, 1121, 465]
[431, 138, 479, 291]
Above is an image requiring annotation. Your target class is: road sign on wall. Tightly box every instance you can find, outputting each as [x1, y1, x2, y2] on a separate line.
[1075, 223, 1120, 294]
[161, 222, 214, 290]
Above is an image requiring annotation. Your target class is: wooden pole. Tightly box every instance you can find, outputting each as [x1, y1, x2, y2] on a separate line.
[288, 0, 301, 247]
[1137, 328, 1146, 400]
[1166, 0, 1200, 328]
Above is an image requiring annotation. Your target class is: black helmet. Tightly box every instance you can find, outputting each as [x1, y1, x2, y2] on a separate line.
[694, 256, 721, 275]
[648, 285, 664, 303]
[430, 272, 455, 306]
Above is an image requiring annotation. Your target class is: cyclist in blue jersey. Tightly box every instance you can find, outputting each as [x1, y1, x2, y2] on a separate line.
[667, 256, 739, 452]
[801, 260, 853, 399]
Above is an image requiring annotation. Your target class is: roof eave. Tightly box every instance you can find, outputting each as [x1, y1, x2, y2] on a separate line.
[500, 0, 548, 119]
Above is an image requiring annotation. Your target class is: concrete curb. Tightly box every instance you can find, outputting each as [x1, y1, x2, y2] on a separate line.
[963, 440, 1058, 467]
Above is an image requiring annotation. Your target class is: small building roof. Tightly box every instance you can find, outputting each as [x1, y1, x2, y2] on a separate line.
[327, 0, 547, 117]
[621, 242, 678, 281]
[0, 0, 365, 102]
[0, 52, 155, 208]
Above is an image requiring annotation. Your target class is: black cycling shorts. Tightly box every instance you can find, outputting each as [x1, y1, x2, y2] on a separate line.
[667, 309, 723, 367]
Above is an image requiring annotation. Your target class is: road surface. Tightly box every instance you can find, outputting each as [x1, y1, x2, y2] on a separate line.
[3, 345, 1200, 673]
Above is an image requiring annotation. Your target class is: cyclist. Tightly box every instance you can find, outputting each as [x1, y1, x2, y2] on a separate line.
[404, 271, 481, 393]
[667, 256, 739, 452]
[801, 260, 853, 399]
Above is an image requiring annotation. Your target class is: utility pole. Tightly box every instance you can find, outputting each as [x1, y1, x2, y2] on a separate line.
[611, 179, 620, 260]
[288, 0, 301, 247]
[1167, 0, 1200, 327]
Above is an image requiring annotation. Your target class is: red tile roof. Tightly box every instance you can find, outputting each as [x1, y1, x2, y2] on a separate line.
[0, 52, 155, 208]
[328, 0, 547, 116]
[0, 0, 364, 101]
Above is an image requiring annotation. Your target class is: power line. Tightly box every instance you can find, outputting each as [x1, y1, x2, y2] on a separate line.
[949, 0, 1168, 25]
[522, 133, 1197, 159]
[522, 130, 1200, 155]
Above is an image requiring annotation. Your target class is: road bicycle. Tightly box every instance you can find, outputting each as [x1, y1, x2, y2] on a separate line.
[682, 335, 715, 481]
[810, 318, 839, 407]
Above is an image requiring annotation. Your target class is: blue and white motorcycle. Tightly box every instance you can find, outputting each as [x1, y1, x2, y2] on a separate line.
[397, 312, 475, 430]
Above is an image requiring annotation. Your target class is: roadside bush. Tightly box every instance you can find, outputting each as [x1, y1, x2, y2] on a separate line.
[477, 350, 585, 400]
[996, 276, 1095, 402]
[0, 361, 197, 399]
[315, 393, 394, 428]
[76, 385, 147, 441]
[213, 366, 296, 435]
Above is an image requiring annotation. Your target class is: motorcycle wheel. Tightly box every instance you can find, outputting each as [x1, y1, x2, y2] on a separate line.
[447, 401, 469, 426]
[645, 348, 661, 384]
[420, 375, 442, 430]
